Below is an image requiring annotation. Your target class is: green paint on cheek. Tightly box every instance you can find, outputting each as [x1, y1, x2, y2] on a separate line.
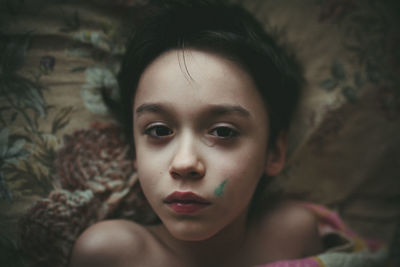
[214, 179, 228, 197]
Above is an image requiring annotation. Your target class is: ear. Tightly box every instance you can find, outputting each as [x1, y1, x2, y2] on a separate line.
[264, 132, 288, 177]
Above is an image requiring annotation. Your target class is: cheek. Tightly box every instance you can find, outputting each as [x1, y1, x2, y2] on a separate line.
[134, 136, 164, 174]
[210, 144, 267, 200]
[215, 143, 266, 179]
[135, 147, 164, 197]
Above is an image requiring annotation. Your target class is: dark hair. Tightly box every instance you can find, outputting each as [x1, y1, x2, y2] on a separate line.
[108, 0, 303, 152]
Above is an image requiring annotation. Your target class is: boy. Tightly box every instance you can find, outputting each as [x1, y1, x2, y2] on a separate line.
[69, 1, 322, 266]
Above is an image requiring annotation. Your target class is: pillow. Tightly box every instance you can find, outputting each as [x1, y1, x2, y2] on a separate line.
[0, 0, 398, 266]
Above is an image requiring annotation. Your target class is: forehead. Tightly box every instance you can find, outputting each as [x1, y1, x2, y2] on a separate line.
[134, 49, 268, 119]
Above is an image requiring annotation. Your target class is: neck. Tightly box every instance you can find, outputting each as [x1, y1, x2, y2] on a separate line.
[151, 211, 249, 266]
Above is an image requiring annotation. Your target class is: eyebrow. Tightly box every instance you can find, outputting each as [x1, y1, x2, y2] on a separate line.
[206, 104, 250, 117]
[135, 103, 166, 115]
[135, 103, 250, 118]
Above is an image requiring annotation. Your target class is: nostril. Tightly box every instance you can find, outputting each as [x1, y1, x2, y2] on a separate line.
[169, 168, 202, 179]
[171, 171, 181, 179]
[189, 171, 198, 177]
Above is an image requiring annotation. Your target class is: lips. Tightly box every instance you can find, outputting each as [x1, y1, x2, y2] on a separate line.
[164, 192, 211, 214]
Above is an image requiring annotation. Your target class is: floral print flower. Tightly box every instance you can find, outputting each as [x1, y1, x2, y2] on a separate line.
[20, 123, 157, 266]
[80, 66, 119, 115]
[0, 128, 30, 201]
[73, 31, 110, 51]
[55, 122, 132, 191]
[19, 189, 102, 267]
[39, 55, 56, 74]
[54, 122, 155, 221]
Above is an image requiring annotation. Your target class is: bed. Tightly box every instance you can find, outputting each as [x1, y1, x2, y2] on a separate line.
[0, 0, 399, 266]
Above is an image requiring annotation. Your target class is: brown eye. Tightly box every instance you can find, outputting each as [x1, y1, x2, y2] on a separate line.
[145, 125, 173, 138]
[210, 126, 239, 139]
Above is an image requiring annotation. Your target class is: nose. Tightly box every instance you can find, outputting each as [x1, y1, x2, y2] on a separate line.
[169, 134, 205, 180]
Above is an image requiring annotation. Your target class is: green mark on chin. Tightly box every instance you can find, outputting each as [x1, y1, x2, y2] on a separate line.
[214, 179, 228, 197]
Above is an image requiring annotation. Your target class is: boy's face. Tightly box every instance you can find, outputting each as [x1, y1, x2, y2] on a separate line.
[133, 49, 286, 241]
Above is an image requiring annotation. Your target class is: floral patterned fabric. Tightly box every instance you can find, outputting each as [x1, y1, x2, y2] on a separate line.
[0, 0, 399, 266]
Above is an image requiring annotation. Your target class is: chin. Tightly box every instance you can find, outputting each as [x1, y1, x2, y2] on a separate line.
[165, 220, 220, 242]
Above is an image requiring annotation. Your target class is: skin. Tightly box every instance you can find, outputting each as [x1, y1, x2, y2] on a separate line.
[69, 49, 322, 267]
[133, 49, 279, 242]
[214, 179, 228, 197]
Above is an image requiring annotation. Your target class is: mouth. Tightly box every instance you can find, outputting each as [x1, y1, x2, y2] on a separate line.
[164, 191, 211, 214]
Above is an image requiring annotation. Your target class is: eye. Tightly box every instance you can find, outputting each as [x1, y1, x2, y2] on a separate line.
[144, 124, 173, 138]
[210, 126, 239, 139]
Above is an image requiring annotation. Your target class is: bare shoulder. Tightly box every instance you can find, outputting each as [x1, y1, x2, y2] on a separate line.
[69, 219, 149, 267]
[253, 201, 323, 259]
[270, 201, 320, 233]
